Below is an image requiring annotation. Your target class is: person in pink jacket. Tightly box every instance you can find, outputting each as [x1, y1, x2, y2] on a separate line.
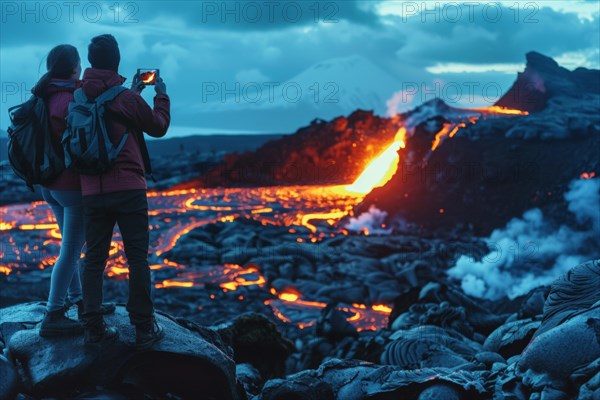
[79, 34, 170, 350]
[33, 44, 115, 337]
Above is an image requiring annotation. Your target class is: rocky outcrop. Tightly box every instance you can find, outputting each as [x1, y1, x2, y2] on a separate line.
[357, 70, 600, 234]
[496, 51, 600, 112]
[536, 259, 600, 336]
[516, 259, 600, 399]
[0, 303, 241, 400]
[260, 358, 489, 400]
[256, 260, 599, 400]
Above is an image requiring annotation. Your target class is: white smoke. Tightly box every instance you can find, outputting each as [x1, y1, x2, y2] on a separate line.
[385, 90, 415, 117]
[447, 177, 600, 300]
[345, 205, 392, 234]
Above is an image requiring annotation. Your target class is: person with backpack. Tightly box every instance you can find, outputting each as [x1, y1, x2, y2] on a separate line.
[16, 44, 116, 337]
[73, 34, 170, 350]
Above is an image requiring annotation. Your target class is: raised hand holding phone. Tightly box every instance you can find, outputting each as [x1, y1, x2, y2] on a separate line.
[154, 77, 167, 95]
[131, 72, 145, 94]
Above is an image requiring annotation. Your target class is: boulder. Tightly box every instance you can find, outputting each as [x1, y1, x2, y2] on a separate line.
[0, 354, 19, 400]
[381, 325, 481, 370]
[2, 303, 240, 399]
[212, 313, 294, 380]
[518, 314, 600, 393]
[536, 259, 600, 337]
[484, 318, 541, 359]
[417, 383, 462, 400]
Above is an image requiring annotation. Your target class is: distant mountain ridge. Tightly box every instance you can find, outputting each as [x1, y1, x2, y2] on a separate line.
[145, 133, 283, 156]
[0, 133, 282, 161]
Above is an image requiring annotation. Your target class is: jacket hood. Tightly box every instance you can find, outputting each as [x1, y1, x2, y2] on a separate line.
[46, 79, 81, 96]
[82, 68, 127, 98]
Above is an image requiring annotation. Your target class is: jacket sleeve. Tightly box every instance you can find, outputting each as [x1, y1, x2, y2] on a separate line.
[115, 91, 170, 138]
[48, 92, 71, 135]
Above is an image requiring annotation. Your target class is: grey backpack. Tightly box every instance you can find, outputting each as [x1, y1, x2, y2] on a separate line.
[62, 86, 128, 175]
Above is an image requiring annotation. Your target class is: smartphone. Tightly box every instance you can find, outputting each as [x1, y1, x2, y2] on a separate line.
[138, 68, 159, 85]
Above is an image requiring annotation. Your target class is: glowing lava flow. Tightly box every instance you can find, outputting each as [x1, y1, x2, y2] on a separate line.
[431, 122, 466, 151]
[154, 263, 266, 290]
[346, 127, 407, 194]
[429, 106, 528, 151]
[265, 288, 391, 332]
[0, 104, 532, 330]
[468, 105, 530, 115]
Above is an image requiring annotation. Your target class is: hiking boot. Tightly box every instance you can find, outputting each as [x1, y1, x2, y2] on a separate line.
[84, 322, 119, 346]
[39, 309, 84, 337]
[135, 318, 164, 351]
[65, 300, 116, 320]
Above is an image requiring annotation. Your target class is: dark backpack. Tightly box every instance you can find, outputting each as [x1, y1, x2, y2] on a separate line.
[6, 95, 65, 191]
[62, 86, 129, 175]
[62, 86, 154, 178]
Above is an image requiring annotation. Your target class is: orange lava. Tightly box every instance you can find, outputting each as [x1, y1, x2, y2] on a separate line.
[266, 288, 391, 331]
[580, 171, 596, 179]
[0, 107, 530, 332]
[346, 127, 406, 194]
[469, 105, 529, 115]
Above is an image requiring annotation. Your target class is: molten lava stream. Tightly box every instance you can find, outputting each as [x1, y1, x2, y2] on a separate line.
[346, 127, 406, 194]
[467, 105, 529, 115]
[2, 177, 396, 330]
[154, 263, 266, 291]
[265, 289, 391, 331]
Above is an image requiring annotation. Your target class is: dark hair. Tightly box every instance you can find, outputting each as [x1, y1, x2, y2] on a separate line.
[88, 34, 120, 71]
[31, 44, 80, 97]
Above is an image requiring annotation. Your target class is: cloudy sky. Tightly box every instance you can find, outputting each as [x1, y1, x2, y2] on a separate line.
[1, 0, 599, 137]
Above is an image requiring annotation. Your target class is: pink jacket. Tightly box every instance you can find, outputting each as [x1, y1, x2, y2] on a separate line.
[43, 79, 82, 191]
[78, 68, 170, 196]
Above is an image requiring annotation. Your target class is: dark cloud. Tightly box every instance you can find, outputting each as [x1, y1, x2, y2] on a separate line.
[132, 0, 381, 31]
[390, 4, 599, 65]
[1, 1, 598, 134]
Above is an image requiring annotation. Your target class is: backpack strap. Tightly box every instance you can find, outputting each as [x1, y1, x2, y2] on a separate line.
[94, 85, 127, 105]
[73, 88, 88, 104]
[96, 86, 155, 181]
[136, 131, 155, 181]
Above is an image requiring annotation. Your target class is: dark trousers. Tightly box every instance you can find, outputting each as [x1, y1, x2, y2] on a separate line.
[82, 189, 153, 327]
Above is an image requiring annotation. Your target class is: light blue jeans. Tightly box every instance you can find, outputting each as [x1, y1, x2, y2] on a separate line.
[41, 188, 85, 312]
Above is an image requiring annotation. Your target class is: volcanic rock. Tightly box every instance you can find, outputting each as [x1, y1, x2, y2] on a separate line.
[259, 358, 488, 400]
[381, 325, 481, 370]
[174, 110, 402, 188]
[573, 358, 600, 399]
[536, 259, 600, 337]
[417, 282, 508, 334]
[316, 304, 359, 341]
[496, 51, 600, 112]
[2, 303, 240, 399]
[211, 313, 295, 380]
[417, 383, 462, 400]
[514, 260, 600, 398]
[356, 53, 600, 234]
[483, 318, 541, 359]
[473, 351, 506, 368]
[517, 314, 600, 393]
[0, 354, 19, 400]
[236, 363, 263, 397]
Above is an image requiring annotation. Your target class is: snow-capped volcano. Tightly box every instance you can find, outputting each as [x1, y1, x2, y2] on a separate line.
[195, 55, 402, 116]
[270, 55, 403, 113]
